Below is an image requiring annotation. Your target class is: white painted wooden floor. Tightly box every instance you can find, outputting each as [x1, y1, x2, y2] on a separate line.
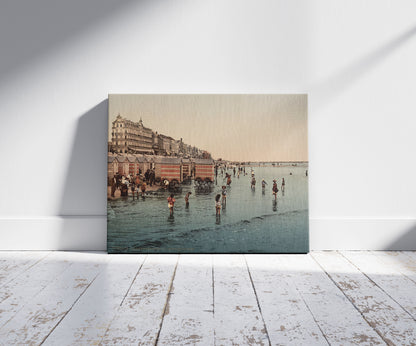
[0, 252, 416, 345]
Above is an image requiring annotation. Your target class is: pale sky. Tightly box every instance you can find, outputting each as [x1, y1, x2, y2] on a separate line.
[109, 94, 308, 162]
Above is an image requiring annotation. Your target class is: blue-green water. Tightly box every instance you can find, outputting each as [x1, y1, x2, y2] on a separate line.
[107, 166, 308, 253]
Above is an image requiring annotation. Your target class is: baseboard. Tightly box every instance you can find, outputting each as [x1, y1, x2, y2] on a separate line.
[0, 216, 106, 251]
[0, 217, 415, 251]
[310, 218, 416, 251]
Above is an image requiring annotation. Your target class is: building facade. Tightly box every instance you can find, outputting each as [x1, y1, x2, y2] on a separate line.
[110, 114, 211, 158]
[111, 115, 154, 154]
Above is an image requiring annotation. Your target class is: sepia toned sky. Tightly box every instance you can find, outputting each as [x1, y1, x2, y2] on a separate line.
[109, 94, 308, 162]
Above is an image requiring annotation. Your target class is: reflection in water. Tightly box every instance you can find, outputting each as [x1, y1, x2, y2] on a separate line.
[108, 166, 308, 253]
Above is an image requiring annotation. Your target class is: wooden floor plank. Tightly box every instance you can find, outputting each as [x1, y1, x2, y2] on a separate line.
[0, 252, 73, 328]
[245, 255, 327, 345]
[278, 254, 384, 345]
[312, 251, 416, 345]
[157, 255, 214, 345]
[213, 255, 269, 345]
[0, 251, 50, 288]
[42, 254, 146, 346]
[0, 251, 414, 345]
[100, 255, 179, 345]
[342, 251, 416, 320]
[372, 251, 416, 282]
[0, 252, 108, 345]
[403, 251, 416, 264]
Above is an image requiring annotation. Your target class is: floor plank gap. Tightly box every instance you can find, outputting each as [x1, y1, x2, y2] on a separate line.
[243, 255, 272, 346]
[154, 255, 180, 346]
[2, 252, 415, 345]
[287, 263, 331, 346]
[119, 255, 148, 308]
[310, 252, 390, 345]
[339, 251, 416, 322]
[40, 271, 101, 345]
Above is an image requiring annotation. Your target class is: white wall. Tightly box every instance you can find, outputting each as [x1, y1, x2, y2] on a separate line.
[1, 0, 415, 250]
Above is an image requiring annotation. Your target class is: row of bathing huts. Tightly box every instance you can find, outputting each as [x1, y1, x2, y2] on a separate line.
[108, 154, 215, 187]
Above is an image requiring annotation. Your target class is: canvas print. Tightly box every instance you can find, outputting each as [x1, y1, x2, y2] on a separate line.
[107, 94, 308, 253]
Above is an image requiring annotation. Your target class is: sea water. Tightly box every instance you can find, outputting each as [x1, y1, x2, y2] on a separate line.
[107, 165, 308, 253]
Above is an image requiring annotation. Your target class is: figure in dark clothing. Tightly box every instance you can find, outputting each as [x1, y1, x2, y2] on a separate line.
[115, 173, 122, 189]
[272, 180, 279, 200]
[111, 177, 116, 197]
[215, 194, 222, 216]
[149, 170, 155, 186]
[185, 192, 192, 208]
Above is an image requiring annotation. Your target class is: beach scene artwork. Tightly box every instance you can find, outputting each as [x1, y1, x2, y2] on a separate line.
[107, 94, 308, 254]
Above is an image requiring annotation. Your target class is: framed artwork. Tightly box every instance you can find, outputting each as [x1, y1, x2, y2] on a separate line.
[107, 94, 308, 253]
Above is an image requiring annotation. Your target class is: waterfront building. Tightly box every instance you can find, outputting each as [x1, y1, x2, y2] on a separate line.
[171, 140, 180, 156]
[157, 134, 172, 155]
[110, 114, 211, 158]
[152, 132, 161, 155]
[111, 115, 154, 154]
[202, 150, 211, 159]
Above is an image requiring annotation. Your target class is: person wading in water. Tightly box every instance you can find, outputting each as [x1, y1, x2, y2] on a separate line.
[140, 181, 146, 197]
[168, 194, 176, 216]
[215, 194, 222, 216]
[272, 179, 279, 200]
[184, 192, 192, 208]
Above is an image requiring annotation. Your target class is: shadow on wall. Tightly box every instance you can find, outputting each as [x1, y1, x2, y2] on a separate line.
[310, 24, 416, 110]
[307, 23, 416, 251]
[0, 0, 139, 81]
[59, 99, 108, 216]
[385, 223, 416, 251]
